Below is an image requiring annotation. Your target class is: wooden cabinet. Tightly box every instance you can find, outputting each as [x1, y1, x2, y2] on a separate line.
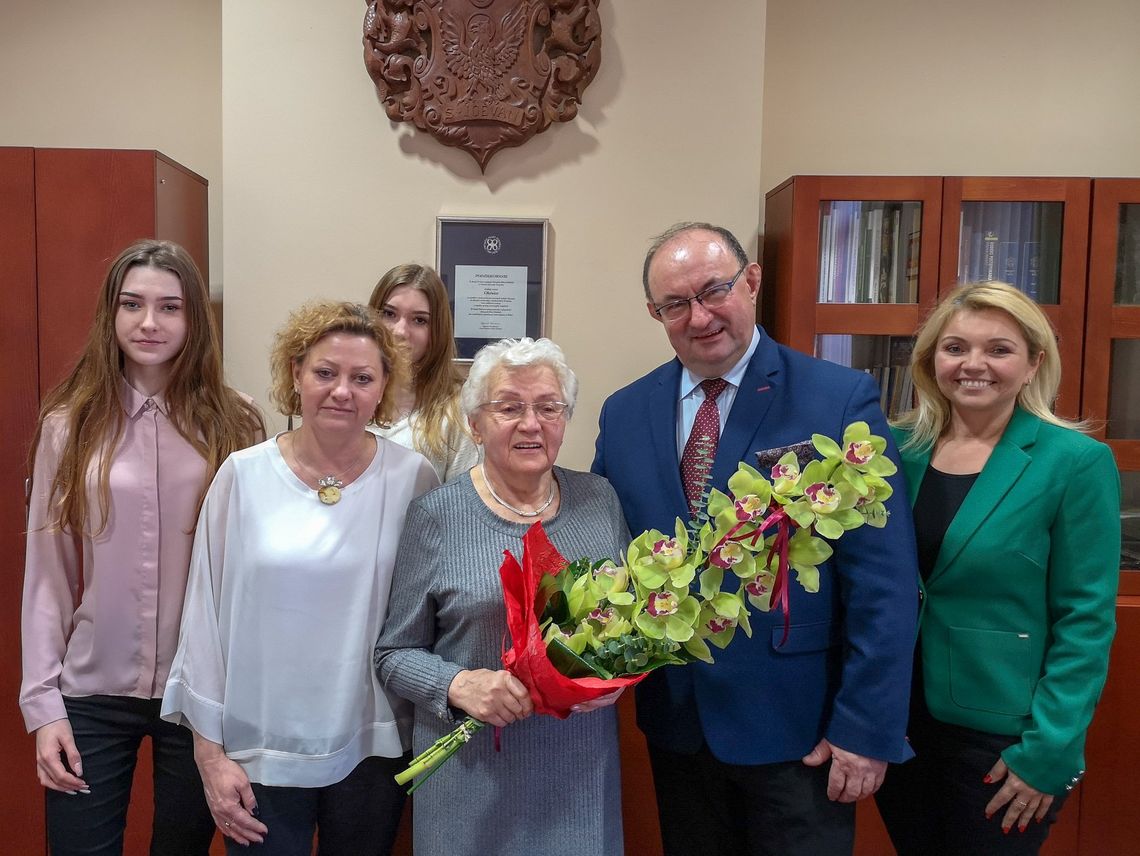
[763, 174, 1138, 856]
[0, 147, 209, 856]
[938, 177, 1091, 416]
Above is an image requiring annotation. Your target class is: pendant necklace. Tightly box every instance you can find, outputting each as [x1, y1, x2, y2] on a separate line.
[480, 464, 556, 518]
[293, 437, 371, 506]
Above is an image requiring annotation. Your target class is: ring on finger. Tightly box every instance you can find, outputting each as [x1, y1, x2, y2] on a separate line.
[1014, 799, 1029, 808]
[224, 821, 232, 827]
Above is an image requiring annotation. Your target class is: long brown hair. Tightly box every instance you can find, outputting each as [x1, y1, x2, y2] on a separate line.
[28, 239, 265, 535]
[368, 263, 465, 460]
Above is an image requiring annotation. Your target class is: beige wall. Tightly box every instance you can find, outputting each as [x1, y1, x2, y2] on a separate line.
[222, 0, 767, 468]
[760, 0, 1140, 199]
[0, 0, 224, 290]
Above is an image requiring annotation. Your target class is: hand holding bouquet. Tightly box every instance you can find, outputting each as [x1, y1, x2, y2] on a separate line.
[396, 422, 895, 791]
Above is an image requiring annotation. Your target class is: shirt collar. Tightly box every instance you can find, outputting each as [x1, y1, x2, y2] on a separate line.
[679, 326, 761, 400]
[119, 376, 169, 417]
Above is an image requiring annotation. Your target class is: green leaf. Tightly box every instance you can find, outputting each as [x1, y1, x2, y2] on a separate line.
[635, 613, 666, 639]
[792, 564, 821, 593]
[814, 516, 844, 539]
[812, 433, 843, 459]
[784, 500, 816, 528]
[546, 637, 604, 678]
[699, 565, 724, 600]
[631, 558, 669, 589]
[831, 508, 865, 530]
[663, 615, 695, 642]
[682, 635, 714, 663]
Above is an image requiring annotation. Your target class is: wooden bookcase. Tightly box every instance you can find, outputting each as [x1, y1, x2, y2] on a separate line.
[763, 174, 1138, 856]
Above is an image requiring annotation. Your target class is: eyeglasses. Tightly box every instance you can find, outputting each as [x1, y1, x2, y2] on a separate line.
[651, 264, 748, 323]
[480, 400, 570, 422]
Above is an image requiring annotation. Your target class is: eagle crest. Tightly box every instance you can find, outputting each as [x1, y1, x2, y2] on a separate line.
[440, 6, 527, 101]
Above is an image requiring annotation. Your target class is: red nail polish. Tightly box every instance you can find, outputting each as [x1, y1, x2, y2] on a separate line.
[983, 774, 992, 783]
[1003, 827, 1010, 835]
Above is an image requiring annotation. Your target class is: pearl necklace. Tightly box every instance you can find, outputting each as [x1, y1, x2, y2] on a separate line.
[480, 465, 556, 518]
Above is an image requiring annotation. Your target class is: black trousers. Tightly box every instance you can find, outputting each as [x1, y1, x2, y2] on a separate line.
[649, 742, 855, 856]
[225, 754, 409, 856]
[45, 695, 214, 856]
[875, 704, 1069, 856]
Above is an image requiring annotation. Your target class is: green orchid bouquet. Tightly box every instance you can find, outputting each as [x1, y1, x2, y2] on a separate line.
[395, 422, 895, 792]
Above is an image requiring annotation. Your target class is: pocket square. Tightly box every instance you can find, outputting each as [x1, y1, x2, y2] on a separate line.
[753, 440, 816, 475]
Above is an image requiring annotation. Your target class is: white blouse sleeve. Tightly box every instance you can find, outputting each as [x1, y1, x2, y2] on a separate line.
[159, 458, 236, 743]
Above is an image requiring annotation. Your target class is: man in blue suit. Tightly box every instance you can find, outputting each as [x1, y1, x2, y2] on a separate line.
[592, 223, 919, 855]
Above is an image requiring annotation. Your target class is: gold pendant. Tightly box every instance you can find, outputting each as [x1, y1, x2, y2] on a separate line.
[317, 475, 344, 505]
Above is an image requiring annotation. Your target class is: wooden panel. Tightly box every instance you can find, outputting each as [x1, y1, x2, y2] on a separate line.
[154, 154, 209, 278]
[816, 304, 925, 336]
[1076, 598, 1140, 854]
[34, 149, 156, 396]
[1083, 180, 1140, 436]
[619, 694, 663, 855]
[0, 147, 48, 855]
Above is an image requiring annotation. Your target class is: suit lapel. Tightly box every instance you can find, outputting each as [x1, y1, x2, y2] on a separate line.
[715, 332, 779, 485]
[928, 409, 1039, 584]
[649, 359, 690, 515]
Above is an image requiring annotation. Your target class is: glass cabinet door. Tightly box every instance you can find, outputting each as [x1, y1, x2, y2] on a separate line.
[815, 334, 916, 419]
[956, 201, 1064, 303]
[817, 201, 923, 304]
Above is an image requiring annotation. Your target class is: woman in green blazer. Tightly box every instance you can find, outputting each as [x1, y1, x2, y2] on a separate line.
[875, 282, 1120, 856]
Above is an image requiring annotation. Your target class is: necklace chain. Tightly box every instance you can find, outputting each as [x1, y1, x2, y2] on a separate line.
[291, 435, 371, 505]
[480, 465, 556, 518]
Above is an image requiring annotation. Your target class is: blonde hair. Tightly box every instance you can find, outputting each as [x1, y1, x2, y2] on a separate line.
[269, 300, 407, 425]
[29, 239, 264, 535]
[894, 281, 1087, 452]
[368, 263, 465, 460]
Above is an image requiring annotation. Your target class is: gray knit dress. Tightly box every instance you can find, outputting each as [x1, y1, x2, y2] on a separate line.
[375, 468, 628, 856]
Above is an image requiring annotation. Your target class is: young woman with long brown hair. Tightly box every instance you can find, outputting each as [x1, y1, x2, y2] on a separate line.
[20, 239, 264, 855]
[368, 263, 478, 482]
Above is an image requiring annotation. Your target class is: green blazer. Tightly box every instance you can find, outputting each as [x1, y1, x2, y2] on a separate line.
[894, 408, 1120, 795]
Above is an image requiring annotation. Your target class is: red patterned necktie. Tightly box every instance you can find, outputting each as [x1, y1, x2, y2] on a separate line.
[680, 377, 728, 516]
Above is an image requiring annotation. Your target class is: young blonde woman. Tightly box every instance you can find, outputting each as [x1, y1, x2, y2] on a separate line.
[369, 263, 479, 482]
[20, 239, 264, 856]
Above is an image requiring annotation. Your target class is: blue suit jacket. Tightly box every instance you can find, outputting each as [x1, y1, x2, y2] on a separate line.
[592, 328, 918, 764]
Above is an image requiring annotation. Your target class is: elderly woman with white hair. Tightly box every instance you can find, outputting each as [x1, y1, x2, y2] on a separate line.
[374, 337, 628, 856]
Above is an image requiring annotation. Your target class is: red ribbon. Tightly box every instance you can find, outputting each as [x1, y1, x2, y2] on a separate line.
[722, 505, 796, 646]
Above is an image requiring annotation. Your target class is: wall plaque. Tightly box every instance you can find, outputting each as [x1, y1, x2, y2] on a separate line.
[363, 1, 602, 171]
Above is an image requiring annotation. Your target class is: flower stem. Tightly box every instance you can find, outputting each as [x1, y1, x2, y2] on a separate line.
[394, 717, 485, 793]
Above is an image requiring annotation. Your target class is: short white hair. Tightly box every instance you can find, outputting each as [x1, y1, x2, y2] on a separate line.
[460, 338, 579, 419]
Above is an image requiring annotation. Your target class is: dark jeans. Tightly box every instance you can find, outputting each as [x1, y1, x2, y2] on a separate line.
[876, 704, 1069, 856]
[45, 695, 214, 856]
[649, 741, 855, 856]
[225, 755, 409, 856]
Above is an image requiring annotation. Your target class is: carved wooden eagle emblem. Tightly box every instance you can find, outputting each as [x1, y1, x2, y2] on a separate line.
[363, 0, 602, 171]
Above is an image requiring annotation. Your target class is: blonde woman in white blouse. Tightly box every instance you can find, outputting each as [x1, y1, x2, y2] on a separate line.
[162, 301, 438, 854]
[21, 240, 263, 855]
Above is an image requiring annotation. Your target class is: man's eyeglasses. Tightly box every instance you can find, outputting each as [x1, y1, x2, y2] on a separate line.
[651, 264, 747, 323]
[480, 400, 570, 422]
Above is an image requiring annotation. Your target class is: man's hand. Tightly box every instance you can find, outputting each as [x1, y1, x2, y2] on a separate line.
[802, 738, 886, 802]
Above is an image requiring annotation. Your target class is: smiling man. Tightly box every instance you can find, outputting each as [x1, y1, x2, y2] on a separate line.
[592, 222, 920, 856]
